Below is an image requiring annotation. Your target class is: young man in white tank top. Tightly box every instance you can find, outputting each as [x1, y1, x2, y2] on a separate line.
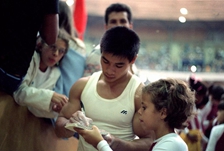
[55, 27, 154, 151]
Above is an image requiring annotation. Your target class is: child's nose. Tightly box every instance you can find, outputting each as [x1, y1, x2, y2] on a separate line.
[53, 49, 60, 56]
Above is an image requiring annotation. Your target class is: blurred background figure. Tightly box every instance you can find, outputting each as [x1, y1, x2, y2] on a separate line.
[205, 100, 224, 151]
[199, 84, 224, 141]
[189, 75, 209, 110]
[179, 75, 209, 151]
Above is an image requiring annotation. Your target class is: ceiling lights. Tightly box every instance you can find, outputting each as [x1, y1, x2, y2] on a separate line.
[179, 8, 188, 23]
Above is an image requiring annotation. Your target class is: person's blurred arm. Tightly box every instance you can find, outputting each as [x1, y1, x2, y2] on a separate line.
[83, 45, 102, 77]
[40, 14, 59, 45]
[205, 126, 219, 151]
[39, 0, 59, 45]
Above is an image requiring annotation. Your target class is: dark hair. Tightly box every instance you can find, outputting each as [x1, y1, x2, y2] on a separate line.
[218, 100, 224, 110]
[100, 26, 140, 62]
[189, 77, 207, 95]
[210, 85, 224, 101]
[142, 78, 195, 129]
[105, 3, 132, 24]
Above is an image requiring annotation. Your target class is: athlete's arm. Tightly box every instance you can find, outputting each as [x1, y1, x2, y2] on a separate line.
[55, 77, 89, 138]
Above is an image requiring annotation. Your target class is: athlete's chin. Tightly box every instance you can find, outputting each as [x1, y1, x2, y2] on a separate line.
[105, 78, 116, 83]
[104, 74, 116, 81]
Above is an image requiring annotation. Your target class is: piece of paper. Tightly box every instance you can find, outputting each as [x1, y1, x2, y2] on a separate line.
[65, 122, 109, 136]
[65, 122, 93, 132]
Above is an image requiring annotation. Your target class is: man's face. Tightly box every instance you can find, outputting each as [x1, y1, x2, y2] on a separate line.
[100, 52, 132, 83]
[105, 12, 132, 30]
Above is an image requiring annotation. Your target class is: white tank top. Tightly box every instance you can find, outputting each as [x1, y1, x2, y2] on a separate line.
[78, 71, 142, 151]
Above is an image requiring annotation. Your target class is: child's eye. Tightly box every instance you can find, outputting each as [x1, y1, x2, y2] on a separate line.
[142, 106, 146, 110]
[58, 48, 66, 54]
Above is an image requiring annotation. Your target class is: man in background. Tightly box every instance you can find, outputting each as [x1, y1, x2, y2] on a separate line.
[84, 3, 138, 77]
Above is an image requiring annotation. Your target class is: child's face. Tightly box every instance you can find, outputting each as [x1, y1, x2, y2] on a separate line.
[217, 110, 224, 124]
[40, 39, 66, 70]
[138, 93, 161, 132]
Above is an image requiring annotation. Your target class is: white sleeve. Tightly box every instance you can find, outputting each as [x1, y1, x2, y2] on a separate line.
[97, 140, 113, 151]
[153, 135, 188, 151]
[205, 126, 219, 151]
[13, 53, 54, 112]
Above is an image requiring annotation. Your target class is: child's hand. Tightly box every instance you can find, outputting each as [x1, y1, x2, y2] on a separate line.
[74, 125, 104, 148]
[51, 92, 68, 109]
[52, 104, 62, 113]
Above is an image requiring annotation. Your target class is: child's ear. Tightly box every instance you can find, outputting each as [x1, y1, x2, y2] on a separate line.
[160, 108, 167, 119]
[35, 36, 43, 50]
[36, 42, 42, 51]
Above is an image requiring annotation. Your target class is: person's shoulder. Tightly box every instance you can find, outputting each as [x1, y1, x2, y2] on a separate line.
[69, 38, 86, 56]
[85, 44, 101, 65]
[212, 124, 224, 132]
[76, 76, 90, 84]
[89, 44, 101, 55]
[29, 51, 40, 68]
[32, 51, 40, 60]
[72, 37, 86, 49]
[156, 133, 188, 150]
[71, 76, 90, 89]
[157, 133, 184, 143]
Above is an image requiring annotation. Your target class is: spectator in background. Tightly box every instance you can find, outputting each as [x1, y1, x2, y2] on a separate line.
[83, 3, 138, 77]
[188, 75, 209, 109]
[179, 75, 209, 151]
[199, 84, 224, 138]
[13, 30, 69, 118]
[55, 0, 86, 97]
[206, 100, 224, 151]
[0, 0, 59, 95]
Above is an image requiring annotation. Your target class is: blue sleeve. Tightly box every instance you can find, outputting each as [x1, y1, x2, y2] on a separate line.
[55, 49, 86, 96]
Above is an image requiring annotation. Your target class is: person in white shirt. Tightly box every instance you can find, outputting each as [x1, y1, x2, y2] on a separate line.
[206, 100, 224, 151]
[55, 27, 154, 151]
[13, 30, 69, 118]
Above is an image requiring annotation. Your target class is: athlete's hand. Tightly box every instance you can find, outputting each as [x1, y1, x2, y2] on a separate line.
[69, 110, 92, 127]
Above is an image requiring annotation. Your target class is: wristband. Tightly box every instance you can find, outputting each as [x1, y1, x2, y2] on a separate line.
[97, 140, 113, 151]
